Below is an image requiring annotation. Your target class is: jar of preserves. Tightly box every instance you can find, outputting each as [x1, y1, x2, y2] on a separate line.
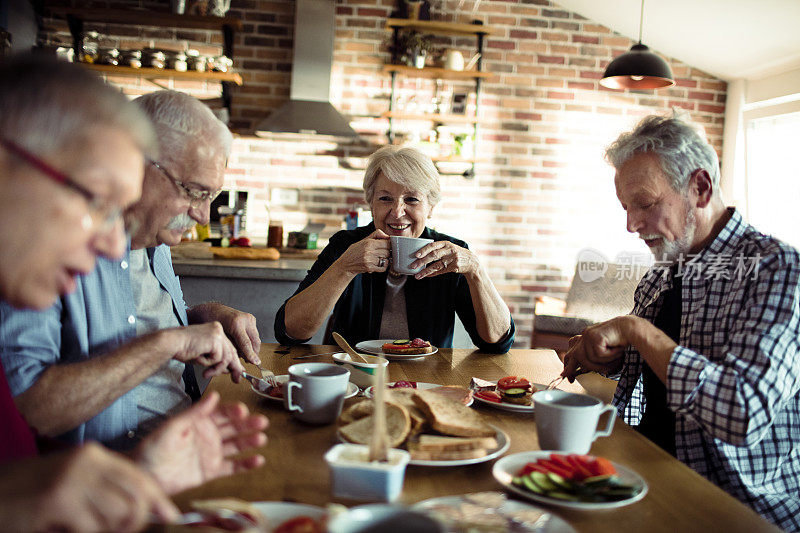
[170, 51, 187, 72]
[98, 48, 120, 66]
[122, 50, 142, 69]
[81, 41, 98, 64]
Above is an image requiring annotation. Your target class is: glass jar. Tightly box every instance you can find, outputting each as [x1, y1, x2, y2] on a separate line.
[81, 41, 98, 64]
[98, 48, 120, 66]
[211, 55, 233, 72]
[186, 49, 207, 72]
[142, 49, 166, 69]
[170, 51, 187, 72]
[122, 50, 142, 69]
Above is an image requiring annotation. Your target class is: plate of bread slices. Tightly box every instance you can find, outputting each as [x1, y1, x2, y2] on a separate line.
[337, 388, 509, 466]
[356, 338, 437, 360]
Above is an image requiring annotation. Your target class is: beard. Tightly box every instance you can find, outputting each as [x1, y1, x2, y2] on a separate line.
[165, 212, 195, 232]
[641, 199, 696, 264]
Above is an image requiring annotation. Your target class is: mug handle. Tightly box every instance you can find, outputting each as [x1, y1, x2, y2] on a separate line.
[285, 381, 303, 413]
[593, 404, 617, 440]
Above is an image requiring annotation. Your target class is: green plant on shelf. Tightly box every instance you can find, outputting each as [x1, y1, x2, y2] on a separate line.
[388, 31, 435, 67]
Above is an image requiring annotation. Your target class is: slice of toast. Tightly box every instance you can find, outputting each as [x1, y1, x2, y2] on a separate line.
[412, 389, 495, 438]
[339, 402, 411, 448]
[410, 434, 498, 452]
[407, 447, 489, 461]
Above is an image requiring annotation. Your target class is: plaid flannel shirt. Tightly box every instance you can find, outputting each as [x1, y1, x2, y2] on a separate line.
[613, 209, 800, 530]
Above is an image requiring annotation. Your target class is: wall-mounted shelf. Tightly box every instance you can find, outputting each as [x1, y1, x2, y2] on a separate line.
[45, 6, 241, 115]
[385, 18, 497, 36]
[84, 64, 243, 85]
[383, 111, 478, 124]
[382, 64, 493, 81]
[384, 18, 496, 178]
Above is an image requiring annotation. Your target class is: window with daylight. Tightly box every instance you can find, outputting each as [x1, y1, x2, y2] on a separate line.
[744, 109, 800, 248]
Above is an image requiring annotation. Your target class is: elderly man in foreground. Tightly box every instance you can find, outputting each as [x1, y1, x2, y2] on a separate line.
[0, 90, 261, 449]
[561, 114, 800, 529]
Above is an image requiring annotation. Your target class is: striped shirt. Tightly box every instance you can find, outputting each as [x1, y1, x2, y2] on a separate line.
[613, 209, 800, 530]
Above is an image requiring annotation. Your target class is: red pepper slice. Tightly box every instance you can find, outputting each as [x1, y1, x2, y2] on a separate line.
[565, 454, 594, 480]
[537, 459, 575, 480]
[549, 453, 574, 471]
[475, 390, 502, 403]
[593, 456, 617, 476]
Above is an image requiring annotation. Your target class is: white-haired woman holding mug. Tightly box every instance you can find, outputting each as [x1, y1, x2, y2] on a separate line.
[275, 145, 514, 352]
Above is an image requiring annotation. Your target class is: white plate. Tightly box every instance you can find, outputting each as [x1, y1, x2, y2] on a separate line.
[364, 382, 474, 407]
[492, 451, 649, 510]
[251, 375, 359, 401]
[250, 501, 326, 532]
[355, 339, 438, 360]
[472, 383, 548, 413]
[413, 492, 577, 533]
[336, 425, 510, 467]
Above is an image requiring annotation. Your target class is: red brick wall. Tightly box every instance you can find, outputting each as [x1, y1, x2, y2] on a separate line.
[40, 0, 727, 347]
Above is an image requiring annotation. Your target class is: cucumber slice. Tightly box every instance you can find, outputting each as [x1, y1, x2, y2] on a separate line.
[521, 475, 545, 494]
[392, 339, 410, 345]
[583, 475, 614, 487]
[530, 471, 558, 492]
[546, 491, 581, 501]
[502, 387, 528, 395]
[546, 472, 574, 491]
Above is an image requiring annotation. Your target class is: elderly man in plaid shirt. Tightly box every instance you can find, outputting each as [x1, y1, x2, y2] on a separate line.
[562, 114, 800, 530]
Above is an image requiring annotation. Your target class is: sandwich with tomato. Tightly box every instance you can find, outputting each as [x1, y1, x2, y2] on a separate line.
[496, 376, 533, 405]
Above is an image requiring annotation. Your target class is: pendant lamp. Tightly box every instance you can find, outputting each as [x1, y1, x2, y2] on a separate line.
[600, 0, 674, 90]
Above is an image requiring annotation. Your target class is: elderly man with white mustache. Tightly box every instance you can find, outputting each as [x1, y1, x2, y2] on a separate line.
[560, 114, 800, 530]
[0, 90, 261, 449]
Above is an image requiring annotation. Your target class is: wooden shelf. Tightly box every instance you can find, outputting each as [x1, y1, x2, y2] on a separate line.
[83, 64, 243, 85]
[383, 111, 478, 124]
[47, 7, 242, 30]
[386, 18, 496, 36]
[382, 64, 493, 80]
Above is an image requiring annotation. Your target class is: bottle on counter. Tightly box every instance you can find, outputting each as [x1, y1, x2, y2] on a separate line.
[268, 220, 284, 249]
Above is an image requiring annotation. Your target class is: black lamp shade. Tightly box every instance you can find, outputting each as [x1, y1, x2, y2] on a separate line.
[601, 43, 675, 90]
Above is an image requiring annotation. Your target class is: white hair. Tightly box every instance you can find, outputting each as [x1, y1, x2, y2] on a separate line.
[605, 113, 720, 194]
[0, 54, 156, 160]
[133, 90, 233, 163]
[363, 145, 441, 205]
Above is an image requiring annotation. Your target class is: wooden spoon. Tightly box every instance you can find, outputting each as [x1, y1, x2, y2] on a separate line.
[368, 362, 389, 462]
[332, 332, 370, 365]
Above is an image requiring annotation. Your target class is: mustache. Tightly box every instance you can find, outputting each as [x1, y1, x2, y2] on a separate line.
[166, 212, 195, 231]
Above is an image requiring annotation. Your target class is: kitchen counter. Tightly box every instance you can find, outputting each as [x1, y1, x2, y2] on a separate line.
[171, 257, 314, 281]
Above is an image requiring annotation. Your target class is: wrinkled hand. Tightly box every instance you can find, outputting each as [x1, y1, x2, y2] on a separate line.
[172, 322, 244, 382]
[0, 443, 178, 532]
[135, 391, 268, 495]
[411, 240, 478, 279]
[195, 303, 261, 366]
[336, 229, 391, 276]
[561, 317, 631, 381]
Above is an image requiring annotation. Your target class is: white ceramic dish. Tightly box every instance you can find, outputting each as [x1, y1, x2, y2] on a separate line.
[338, 425, 510, 467]
[364, 382, 474, 407]
[355, 339, 438, 360]
[492, 451, 649, 510]
[250, 374, 359, 402]
[331, 352, 390, 389]
[413, 492, 577, 533]
[472, 383, 548, 413]
[325, 444, 411, 502]
[249, 501, 327, 532]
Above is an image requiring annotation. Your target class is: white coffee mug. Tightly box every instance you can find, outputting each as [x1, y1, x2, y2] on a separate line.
[532, 390, 616, 453]
[284, 363, 350, 424]
[390, 236, 433, 275]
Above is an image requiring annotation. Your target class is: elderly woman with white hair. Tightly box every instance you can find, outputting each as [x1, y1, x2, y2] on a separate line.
[275, 145, 514, 352]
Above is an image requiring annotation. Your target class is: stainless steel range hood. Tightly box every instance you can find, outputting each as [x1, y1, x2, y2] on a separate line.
[255, 0, 357, 138]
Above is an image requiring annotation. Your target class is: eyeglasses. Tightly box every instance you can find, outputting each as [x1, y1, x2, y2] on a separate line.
[0, 138, 122, 232]
[148, 159, 222, 208]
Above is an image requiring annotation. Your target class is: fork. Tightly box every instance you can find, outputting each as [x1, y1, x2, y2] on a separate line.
[242, 371, 276, 391]
[259, 366, 278, 388]
[547, 366, 585, 390]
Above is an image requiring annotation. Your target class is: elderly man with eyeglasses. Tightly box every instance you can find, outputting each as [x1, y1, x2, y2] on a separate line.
[0, 90, 261, 450]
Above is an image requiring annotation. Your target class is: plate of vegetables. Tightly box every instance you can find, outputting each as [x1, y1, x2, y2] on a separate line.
[492, 451, 648, 510]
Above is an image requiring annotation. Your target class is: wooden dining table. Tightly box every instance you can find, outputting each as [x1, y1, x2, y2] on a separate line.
[174, 343, 779, 532]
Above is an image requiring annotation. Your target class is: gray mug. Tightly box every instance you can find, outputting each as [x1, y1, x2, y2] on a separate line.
[284, 363, 350, 424]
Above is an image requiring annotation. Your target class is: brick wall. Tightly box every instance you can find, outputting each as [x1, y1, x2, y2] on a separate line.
[40, 0, 727, 347]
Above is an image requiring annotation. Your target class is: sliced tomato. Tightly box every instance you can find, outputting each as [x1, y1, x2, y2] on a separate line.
[565, 454, 594, 480]
[517, 462, 550, 476]
[536, 459, 574, 480]
[274, 516, 322, 533]
[475, 390, 502, 403]
[549, 453, 574, 471]
[497, 376, 531, 391]
[391, 381, 417, 389]
[593, 456, 617, 476]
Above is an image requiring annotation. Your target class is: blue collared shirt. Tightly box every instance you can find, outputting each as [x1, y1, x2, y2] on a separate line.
[0, 245, 187, 447]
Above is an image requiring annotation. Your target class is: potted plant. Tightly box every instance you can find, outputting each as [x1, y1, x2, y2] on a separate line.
[388, 31, 435, 68]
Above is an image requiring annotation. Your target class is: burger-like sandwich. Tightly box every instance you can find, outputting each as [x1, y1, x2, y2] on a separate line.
[496, 376, 533, 405]
[381, 338, 434, 355]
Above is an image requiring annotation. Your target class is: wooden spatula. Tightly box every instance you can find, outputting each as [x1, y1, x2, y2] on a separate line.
[368, 362, 389, 463]
[332, 332, 370, 364]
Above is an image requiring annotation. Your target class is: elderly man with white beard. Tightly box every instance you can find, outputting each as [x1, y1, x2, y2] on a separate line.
[0, 90, 261, 449]
[560, 114, 800, 530]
